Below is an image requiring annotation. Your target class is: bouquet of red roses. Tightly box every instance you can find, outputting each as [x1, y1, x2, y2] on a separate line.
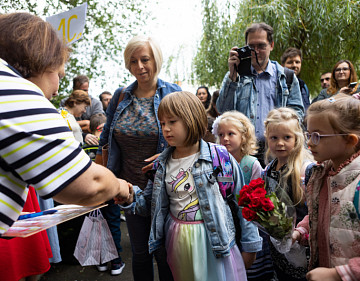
[237, 178, 294, 240]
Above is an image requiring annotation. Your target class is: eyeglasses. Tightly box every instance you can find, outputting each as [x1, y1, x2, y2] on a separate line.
[320, 77, 330, 82]
[248, 43, 268, 50]
[305, 132, 348, 145]
[335, 67, 350, 73]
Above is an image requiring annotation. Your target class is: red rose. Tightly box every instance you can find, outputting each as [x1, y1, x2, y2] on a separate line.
[248, 178, 265, 190]
[242, 207, 259, 221]
[249, 197, 262, 209]
[241, 184, 251, 193]
[238, 191, 250, 206]
[261, 197, 274, 211]
[250, 187, 267, 199]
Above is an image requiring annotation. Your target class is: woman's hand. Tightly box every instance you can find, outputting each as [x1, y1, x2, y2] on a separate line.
[141, 153, 160, 174]
[114, 181, 134, 205]
[85, 133, 99, 145]
[306, 267, 341, 281]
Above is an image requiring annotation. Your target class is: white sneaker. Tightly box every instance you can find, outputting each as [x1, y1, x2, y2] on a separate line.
[96, 263, 108, 272]
[120, 213, 126, 221]
[111, 262, 125, 275]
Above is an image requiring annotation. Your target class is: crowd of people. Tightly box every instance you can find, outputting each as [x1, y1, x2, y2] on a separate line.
[0, 12, 359, 281]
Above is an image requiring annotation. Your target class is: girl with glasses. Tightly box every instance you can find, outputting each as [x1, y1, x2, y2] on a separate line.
[293, 93, 360, 281]
[312, 60, 359, 104]
[263, 107, 314, 281]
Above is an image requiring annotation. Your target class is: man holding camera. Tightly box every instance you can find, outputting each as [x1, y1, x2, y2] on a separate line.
[216, 22, 304, 166]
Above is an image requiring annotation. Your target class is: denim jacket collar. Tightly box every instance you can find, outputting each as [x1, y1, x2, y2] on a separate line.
[124, 78, 169, 99]
[157, 140, 212, 167]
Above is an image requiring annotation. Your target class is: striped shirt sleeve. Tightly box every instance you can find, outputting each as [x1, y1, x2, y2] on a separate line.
[0, 59, 91, 234]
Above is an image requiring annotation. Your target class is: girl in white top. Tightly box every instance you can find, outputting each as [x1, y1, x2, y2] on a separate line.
[59, 90, 90, 144]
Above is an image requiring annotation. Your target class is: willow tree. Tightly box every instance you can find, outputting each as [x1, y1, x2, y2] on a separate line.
[194, 0, 360, 96]
[1, 0, 152, 106]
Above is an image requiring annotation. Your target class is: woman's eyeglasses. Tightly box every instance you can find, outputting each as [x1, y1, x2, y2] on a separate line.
[335, 67, 350, 73]
[305, 132, 348, 145]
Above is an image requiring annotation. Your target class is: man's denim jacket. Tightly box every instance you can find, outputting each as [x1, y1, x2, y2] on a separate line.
[216, 60, 304, 122]
[127, 140, 262, 258]
[97, 78, 181, 176]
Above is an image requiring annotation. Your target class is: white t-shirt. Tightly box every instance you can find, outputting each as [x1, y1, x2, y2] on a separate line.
[165, 152, 203, 221]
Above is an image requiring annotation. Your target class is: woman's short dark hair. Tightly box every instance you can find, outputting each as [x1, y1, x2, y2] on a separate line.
[0, 13, 69, 78]
[65, 90, 91, 108]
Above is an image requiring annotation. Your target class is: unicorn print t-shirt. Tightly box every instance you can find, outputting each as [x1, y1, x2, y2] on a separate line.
[165, 152, 203, 221]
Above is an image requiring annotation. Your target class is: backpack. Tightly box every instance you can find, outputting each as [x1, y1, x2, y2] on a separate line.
[207, 142, 242, 248]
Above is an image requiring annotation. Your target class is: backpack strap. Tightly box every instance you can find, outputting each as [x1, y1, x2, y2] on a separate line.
[355, 181, 360, 219]
[208, 142, 242, 247]
[239, 155, 256, 185]
[208, 143, 234, 200]
[284, 67, 294, 91]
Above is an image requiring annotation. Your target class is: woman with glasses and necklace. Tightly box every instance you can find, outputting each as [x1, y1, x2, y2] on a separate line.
[312, 60, 359, 104]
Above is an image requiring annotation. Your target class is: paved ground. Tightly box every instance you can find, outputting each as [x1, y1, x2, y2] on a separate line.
[40, 218, 159, 281]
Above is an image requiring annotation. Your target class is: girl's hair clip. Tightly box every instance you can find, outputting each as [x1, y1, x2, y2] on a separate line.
[327, 98, 336, 103]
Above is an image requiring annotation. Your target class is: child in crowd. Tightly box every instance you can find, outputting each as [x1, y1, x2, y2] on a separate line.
[212, 111, 262, 183]
[212, 111, 275, 280]
[83, 113, 106, 160]
[121, 91, 262, 281]
[89, 113, 106, 138]
[293, 94, 360, 281]
[263, 107, 314, 281]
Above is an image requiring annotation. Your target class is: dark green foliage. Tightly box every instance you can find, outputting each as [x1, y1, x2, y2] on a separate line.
[194, 0, 360, 97]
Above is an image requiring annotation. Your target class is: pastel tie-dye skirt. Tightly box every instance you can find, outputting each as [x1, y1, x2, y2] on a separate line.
[165, 213, 247, 281]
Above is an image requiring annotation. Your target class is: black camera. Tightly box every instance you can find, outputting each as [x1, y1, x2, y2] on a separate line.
[348, 82, 358, 89]
[236, 45, 253, 76]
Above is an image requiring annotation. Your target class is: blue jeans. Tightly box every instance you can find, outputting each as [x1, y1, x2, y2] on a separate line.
[125, 212, 173, 281]
[101, 201, 122, 264]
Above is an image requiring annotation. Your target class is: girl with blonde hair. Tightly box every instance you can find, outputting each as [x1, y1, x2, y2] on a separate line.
[263, 107, 314, 281]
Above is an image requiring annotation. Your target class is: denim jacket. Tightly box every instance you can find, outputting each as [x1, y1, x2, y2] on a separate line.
[216, 60, 304, 123]
[97, 78, 181, 176]
[128, 140, 262, 257]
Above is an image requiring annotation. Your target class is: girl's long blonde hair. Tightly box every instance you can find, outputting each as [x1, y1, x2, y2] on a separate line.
[264, 108, 312, 205]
